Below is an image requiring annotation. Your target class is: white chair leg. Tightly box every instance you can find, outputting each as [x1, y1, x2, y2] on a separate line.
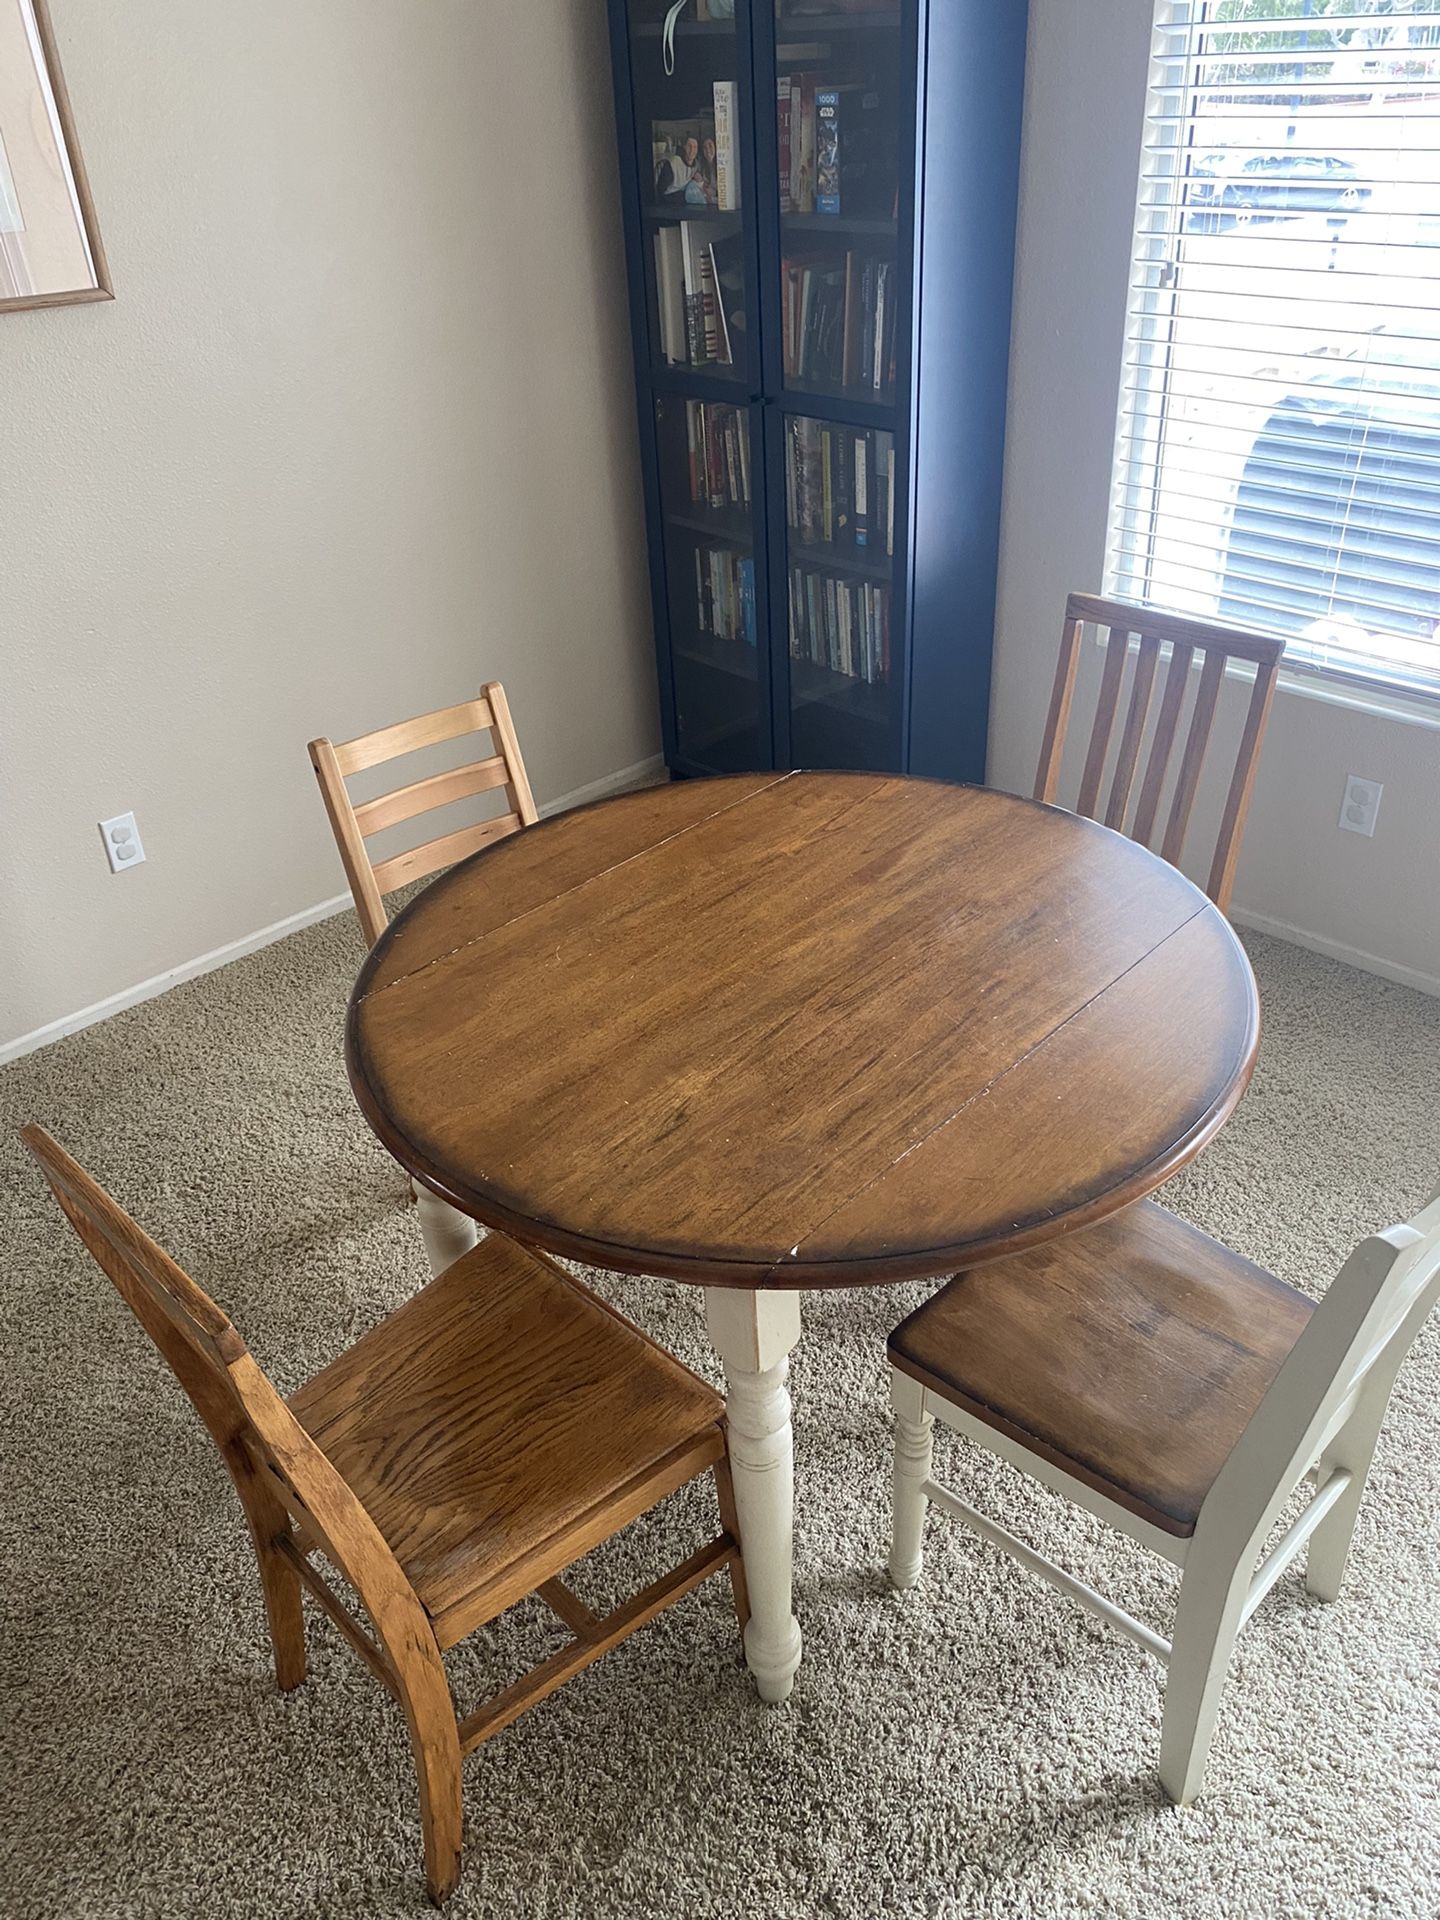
[1305, 1389, 1390, 1603]
[1158, 1565, 1248, 1806]
[889, 1370, 933, 1590]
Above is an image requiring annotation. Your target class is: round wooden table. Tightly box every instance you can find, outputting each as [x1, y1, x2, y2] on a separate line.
[346, 771, 1259, 1701]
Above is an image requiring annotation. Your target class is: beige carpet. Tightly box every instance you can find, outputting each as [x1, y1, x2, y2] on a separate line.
[1, 910, 1437, 1919]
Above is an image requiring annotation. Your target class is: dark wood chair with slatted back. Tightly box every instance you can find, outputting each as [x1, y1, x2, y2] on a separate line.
[886, 1186, 1440, 1805]
[22, 1126, 746, 1906]
[1034, 592, 1285, 912]
[308, 681, 538, 949]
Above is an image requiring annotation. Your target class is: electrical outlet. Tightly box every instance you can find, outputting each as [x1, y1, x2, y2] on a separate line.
[99, 811, 146, 873]
[1338, 775, 1382, 839]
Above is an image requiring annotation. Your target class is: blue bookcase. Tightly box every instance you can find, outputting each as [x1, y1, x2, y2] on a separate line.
[607, 1, 1028, 782]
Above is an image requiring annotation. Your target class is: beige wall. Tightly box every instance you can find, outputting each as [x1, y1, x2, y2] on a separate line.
[992, 0, 1440, 992]
[1, 0, 659, 1053]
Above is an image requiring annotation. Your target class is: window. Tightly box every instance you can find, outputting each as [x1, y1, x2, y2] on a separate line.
[1108, 0, 1440, 702]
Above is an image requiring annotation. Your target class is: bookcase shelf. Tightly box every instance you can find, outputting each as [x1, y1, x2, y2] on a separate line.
[608, 0, 1027, 784]
[781, 211, 897, 239]
[777, 11, 903, 31]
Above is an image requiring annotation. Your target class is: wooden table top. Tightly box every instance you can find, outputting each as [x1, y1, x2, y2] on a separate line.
[347, 772, 1259, 1290]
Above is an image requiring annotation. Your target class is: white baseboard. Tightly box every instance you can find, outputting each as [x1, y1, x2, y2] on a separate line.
[1229, 906, 1440, 1000]
[0, 754, 668, 1069]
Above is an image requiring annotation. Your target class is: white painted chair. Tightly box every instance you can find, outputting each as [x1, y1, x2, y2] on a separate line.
[886, 1189, 1440, 1803]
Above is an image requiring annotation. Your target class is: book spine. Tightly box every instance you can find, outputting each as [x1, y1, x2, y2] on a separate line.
[740, 557, 756, 648]
[820, 427, 833, 544]
[796, 75, 817, 215]
[713, 81, 738, 211]
[680, 225, 705, 367]
[777, 77, 793, 217]
[686, 401, 700, 504]
[697, 245, 721, 363]
[737, 413, 751, 507]
[815, 88, 841, 216]
[854, 432, 869, 549]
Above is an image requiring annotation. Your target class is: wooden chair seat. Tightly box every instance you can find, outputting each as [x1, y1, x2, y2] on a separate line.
[888, 1200, 1314, 1537]
[289, 1233, 725, 1648]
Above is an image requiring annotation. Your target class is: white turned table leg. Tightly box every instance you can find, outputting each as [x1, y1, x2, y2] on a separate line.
[415, 1185, 478, 1276]
[704, 1286, 804, 1703]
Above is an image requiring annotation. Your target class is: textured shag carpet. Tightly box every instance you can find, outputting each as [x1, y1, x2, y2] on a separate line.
[1, 911, 1437, 1920]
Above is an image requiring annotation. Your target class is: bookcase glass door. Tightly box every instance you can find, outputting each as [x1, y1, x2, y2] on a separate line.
[780, 406, 900, 771]
[772, 6, 904, 409]
[656, 395, 770, 771]
[628, 2, 753, 390]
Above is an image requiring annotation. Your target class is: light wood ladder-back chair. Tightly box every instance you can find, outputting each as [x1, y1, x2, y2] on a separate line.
[1035, 592, 1285, 912]
[308, 681, 538, 949]
[886, 1185, 1440, 1804]
[23, 1127, 746, 1905]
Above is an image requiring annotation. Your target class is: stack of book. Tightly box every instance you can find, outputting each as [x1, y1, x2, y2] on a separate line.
[655, 225, 745, 371]
[789, 569, 891, 686]
[784, 416, 895, 556]
[694, 547, 757, 650]
[685, 402, 751, 514]
[781, 250, 896, 396]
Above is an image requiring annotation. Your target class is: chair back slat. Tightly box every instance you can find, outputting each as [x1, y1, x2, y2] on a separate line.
[352, 756, 510, 837]
[1200, 1183, 1440, 1561]
[1104, 631, 1161, 830]
[370, 814, 522, 895]
[309, 680, 538, 948]
[1034, 592, 1284, 912]
[334, 696, 495, 778]
[1160, 646, 1226, 869]
[1130, 641, 1193, 846]
[1075, 627, 1129, 818]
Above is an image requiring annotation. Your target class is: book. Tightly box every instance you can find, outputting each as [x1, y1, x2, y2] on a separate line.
[777, 77, 794, 214]
[815, 89, 842, 216]
[654, 226, 686, 365]
[679, 222, 706, 366]
[713, 82, 739, 211]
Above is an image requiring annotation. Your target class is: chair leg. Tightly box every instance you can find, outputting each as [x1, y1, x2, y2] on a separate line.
[383, 1615, 464, 1905]
[889, 1371, 933, 1590]
[713, 1453, 751, 1635]
[226, 1445, 306, 1690]
[1305, 1396, 1389, 1603]
[1158, 1565, 1248, 1806]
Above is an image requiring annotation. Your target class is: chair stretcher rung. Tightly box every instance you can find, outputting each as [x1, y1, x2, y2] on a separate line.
[923, 1478, 1173, 1663]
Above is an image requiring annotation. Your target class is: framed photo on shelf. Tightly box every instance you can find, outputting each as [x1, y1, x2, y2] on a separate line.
[0, 0, 110, 313]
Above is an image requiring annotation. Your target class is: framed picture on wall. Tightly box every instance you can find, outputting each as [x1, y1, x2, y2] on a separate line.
[0, 0, 109, 313]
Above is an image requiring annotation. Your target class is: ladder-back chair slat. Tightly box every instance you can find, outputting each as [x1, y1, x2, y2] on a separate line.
[352, 756, 511, 838]
[1075, 626, 1130, 819]
[1033, 592, 1285, 912]
[1105, 630, 1162, 830]
[308, 679, 537, 950]
[1035, 611, 1085, 806]
[334, 696, 496, 778]
[1160, 645, 1227, 871]
[1130, 641, 1194, 848]
[370, 814, 523, 896]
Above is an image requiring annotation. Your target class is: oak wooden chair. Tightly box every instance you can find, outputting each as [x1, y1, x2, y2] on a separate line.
[23, 1126, 745, 1905]
[886, 1185, 1440, 1805]
[1035, 592, 1285, 912]
[308, 682, 538, 948]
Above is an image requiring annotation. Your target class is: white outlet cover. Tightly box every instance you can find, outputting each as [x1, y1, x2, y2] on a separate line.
[1338, 776, 1382, 839]
[99, 811, 147, 872]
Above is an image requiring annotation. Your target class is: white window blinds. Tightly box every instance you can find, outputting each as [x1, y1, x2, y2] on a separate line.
[1108, 0, 1440, 701]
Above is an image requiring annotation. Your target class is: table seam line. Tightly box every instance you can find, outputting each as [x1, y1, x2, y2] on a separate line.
[757, 902, 1215, 1284]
